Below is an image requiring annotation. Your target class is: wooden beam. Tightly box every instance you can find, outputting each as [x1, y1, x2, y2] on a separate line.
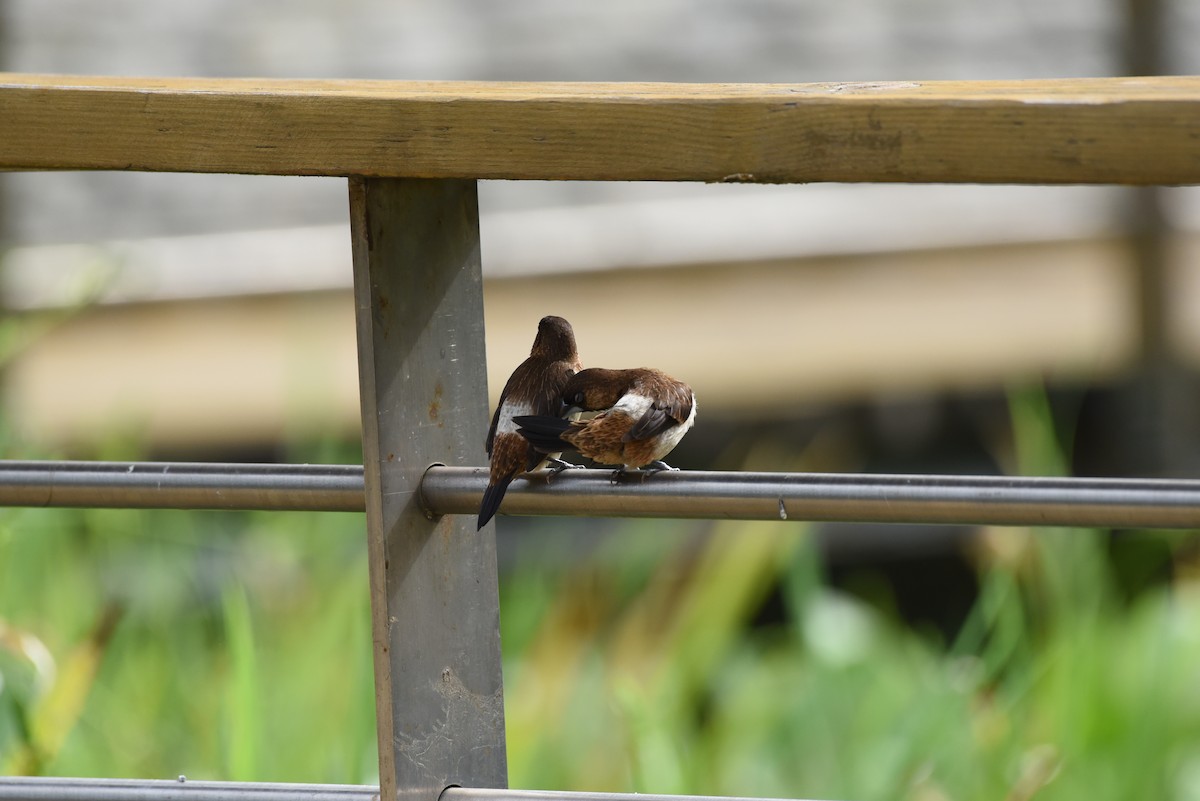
[1, 74, 1198, 184]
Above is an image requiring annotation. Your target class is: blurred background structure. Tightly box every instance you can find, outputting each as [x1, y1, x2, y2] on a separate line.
[3, 2, 1200, 800]
[2, 0, 1199, 468]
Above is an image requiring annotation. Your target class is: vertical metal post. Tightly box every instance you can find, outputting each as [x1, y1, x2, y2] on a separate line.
[349, 178, 507, 801]
[0, 0, 8, 295]
[1125, 0, 1168, 382]
[1121, 0, 1198, 476]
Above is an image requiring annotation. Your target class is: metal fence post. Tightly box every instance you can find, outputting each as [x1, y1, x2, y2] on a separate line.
[348, 177, 507, 801]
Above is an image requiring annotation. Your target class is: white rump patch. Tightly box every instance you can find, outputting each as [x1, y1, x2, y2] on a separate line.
[495, 399, 535, 435]
[612, 392, 654, 418]
[647, 394, 697, 461]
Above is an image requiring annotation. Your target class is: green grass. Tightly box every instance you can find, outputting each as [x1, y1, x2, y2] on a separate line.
[2, 387, 1200, 799]
[0, 502, 377, 782]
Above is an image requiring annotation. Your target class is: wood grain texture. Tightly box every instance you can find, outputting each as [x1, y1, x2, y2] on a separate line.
[1, 74, 1198, 183]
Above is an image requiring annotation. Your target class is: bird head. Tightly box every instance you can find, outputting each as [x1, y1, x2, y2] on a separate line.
[530, 315, 579, 362]
[560, 368, 631, 414]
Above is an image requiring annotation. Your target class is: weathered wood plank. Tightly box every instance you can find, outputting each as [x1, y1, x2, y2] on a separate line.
[1, 74, 1198, 183]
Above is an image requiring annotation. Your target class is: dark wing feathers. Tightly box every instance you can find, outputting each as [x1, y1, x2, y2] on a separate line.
[513, 415, 574, 454]
[623, 407, 672, 442]
[534, 361, 577, 415]
[485, 398, 505, 457]
[623, 380, 693, 442]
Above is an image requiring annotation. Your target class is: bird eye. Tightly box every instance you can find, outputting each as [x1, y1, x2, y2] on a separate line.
[571, 392, 586, 405]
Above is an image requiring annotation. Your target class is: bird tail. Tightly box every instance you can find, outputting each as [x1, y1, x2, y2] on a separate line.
[514, 415, 573, 454]
[477, 474, 516, 530]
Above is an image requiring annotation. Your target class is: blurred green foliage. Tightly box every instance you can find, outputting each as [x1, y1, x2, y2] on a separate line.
[0, 500, 376, 782]
[2, 386, 1200, 800]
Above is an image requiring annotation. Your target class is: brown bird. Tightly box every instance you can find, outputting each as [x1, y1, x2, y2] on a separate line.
[515, 367, 696, 480]
[478, 315, 583, 529]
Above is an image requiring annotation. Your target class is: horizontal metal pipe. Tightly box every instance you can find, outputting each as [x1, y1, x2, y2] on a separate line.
[2, 460, 1200, 528]
[0, 778, 378, 801]
[0, 780, 813, 801]
[443, 788, 811, 801]
[0, 460, 365, 512]
[420, 466, 1200, 529]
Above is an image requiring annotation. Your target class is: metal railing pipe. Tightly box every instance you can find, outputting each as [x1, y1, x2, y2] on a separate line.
[0, 778, 376, 801]
[419, 466, 1200, 529]
[0, 461, 364, 512]
[2, 460, 1200, 528]
[0, 779, 820, 801]
[443, 788, 816, 801]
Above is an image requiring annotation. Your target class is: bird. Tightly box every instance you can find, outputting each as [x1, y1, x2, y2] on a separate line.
[478, 315, 583, 529]
[514, 367, 696, 480]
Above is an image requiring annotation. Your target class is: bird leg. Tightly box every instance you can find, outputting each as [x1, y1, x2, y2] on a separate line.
[543, 457, 582, 482]
[609, 466, 634, 485]
[609, 461, 679, 484]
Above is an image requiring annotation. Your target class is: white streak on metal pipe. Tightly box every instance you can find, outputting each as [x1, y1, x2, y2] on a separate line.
[419, 466, 1200, 529]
